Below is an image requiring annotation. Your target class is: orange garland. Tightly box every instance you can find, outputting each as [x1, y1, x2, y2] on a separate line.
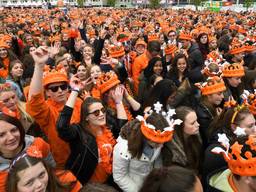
[0, 57, 10, 78]
[96, 126, 116, 174]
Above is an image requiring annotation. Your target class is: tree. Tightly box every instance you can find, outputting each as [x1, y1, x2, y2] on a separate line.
[244, 0, 254, 10]
[107, 0, 116, 7]
[149, 0, 160, 8]
[77, 0, 84, 7]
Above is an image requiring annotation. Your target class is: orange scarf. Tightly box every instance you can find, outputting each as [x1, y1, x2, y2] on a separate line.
[96, 125, 116, 174]
[0, 57, 10, 78]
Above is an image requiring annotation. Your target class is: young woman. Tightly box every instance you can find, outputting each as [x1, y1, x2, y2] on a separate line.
[76, 64, 87, 81]
[0, 113, 55, 191]
[6, 148, 81, 192]
[0, 41, 17, 79]
[113, 111, 174, 192]
[222, 62, 245, 103]
[6, 60, 25, 100]
[143, 79, 177, 111]
[195, 76, 226, 149]
[138, 57, 166, 104]
[168, 53, 189, 87]
[56, 75, 127, 185]
[0, 83, 43, 137]
[196, 33, 209, 60]
[204, 105, 256, 180]
[162, 106, 202, 173]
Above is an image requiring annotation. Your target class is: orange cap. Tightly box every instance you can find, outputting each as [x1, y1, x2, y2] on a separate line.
[196, 76, 226, 95]
[43, 66, 68, 87]
[96, 72, 120, 94]
[179, 32, 192, 41]
[222, 63, 245, 77]
[108, 44, 125, 58]
[165, 44, 178, 55]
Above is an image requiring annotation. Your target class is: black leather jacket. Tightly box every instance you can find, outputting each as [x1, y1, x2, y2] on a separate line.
[56, 106, 127, 184]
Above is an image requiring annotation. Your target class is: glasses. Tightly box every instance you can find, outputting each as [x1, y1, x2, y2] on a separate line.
[88, 108, 106, 117]
[47, 84, 68, 92]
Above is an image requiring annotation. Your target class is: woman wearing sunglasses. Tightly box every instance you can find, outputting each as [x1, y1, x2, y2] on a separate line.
[56, 75, 127, 187]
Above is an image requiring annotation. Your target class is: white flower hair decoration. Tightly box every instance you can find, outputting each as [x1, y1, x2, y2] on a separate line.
[211, 133, 230, 160]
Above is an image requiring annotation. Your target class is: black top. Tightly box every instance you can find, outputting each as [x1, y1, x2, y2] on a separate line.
[56, 106, 127, 184]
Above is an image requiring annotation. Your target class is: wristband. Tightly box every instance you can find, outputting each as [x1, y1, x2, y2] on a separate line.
[127, 95, 133, 100]
[71, 87, 80, 93]
[115, 101, 123, 105]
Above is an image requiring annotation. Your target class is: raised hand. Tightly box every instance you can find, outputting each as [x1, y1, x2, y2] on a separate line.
[49, 42, 61, 58]
[110, 85, 124, 104]
[31, 46, 49, 67]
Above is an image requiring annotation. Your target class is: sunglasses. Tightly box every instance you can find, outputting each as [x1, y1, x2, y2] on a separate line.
[47, 84, 68, 92]
[88, 108, 106, 117]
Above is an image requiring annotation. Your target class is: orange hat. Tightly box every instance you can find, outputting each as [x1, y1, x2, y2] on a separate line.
[0, 40, 10, 49]
[108, 44, 125, 58]
[195, 76, 226, 95]
[212, 134, 256, 176]
[179, 32, 192, 41]
[49, 35, 61, 44]
[229, 38, 245, 55]
[222, 63, 245, 77]
[96, 72, 120, 94]
[68, 29, 79, 39]
[3, 35, 12, 42]
[148, 34, 159, 42]
[117, 33, 130, 43]
[43, 66, 68, 87]
[208, 35, 217, 43]
[165, 44, 178, 55]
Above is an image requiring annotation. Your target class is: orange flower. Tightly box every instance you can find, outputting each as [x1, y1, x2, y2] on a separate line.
[26, 145, 43, 158]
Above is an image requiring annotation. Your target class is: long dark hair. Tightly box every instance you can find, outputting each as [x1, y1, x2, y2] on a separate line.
[140, 166, 198, 192]
[120, 112, 169, 159]
[196, 33, 209, 60]
[174, 106, 202, 170]
[143, 79, 177, 111]
[144, 57, 166, 79]
[0, 49, 18, 69]
[168, 53, 188, 82]
[0, 114, 25, 148]
[7, 155, 68, 192]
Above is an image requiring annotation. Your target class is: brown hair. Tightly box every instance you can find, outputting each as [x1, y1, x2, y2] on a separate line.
[0, 114, 25, 148]
[84, 64, 100, 91]
[120, 112, 169, 159]
[173, 106, 202, 170]
[208, 106, 251, 139]
[140, 166, 198, 192]
[80, 97, 104, 131]
[8, 59, 24, 78]
[7, 156, 68, 192]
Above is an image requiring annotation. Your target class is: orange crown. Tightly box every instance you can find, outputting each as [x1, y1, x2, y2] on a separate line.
[43, 66, 68, 87]
[165, 44, 178, 55]
[248, 98, 256, 115]
[108, 44, 125, 58]
[148, 34, 159, 42]
[195, 76, 226, 95]
[96, 72, 120, 94]
[222, 63, 245, 77]
[212, 135, 256, 176]
[179, 31, 192, 41]
[135, 39, 147, 47]
[140, 121, 174, 144]
[229, 38, 245, 55]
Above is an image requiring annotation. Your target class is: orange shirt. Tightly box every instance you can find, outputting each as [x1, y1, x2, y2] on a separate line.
[132, 52, 150, 95]
[26, 93, 82, 168]
[55, 170, 82, 192]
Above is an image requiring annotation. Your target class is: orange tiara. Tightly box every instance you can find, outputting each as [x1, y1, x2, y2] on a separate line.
[195, 76, 226, 96]
[108, 44, 125, 58]
[222, 62, 245, 77]
[137, 102, 182, 144]
[43, 66, 68, 87]
[148, 34, 159, 42]
[229, 37, 245, 55]
[179, 31, 192, 41]
[212, 134, 256, 176]
[96, 71, 120, 94]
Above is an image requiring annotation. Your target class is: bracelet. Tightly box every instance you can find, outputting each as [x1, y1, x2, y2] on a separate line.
[71, 87, 80, 93]
[127, 95, 133, 100]
[115, 101, 123, 105]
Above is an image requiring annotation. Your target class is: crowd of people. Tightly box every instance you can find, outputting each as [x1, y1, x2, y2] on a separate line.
[0, 6, 256, 192]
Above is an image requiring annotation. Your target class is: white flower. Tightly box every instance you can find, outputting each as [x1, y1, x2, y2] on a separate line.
[136, 115, 144, 122]
[234, 127, 246, 137]
[217, 133, 230, 149]
[154, 102, 163, 114]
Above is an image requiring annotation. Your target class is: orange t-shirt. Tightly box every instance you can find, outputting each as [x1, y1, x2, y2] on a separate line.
[26, 93, 82, 168]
